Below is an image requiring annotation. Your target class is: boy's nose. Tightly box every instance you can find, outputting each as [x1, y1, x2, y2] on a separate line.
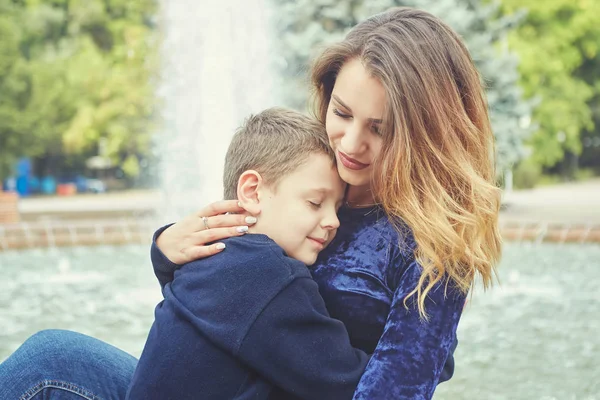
[323, 213, 340, 230]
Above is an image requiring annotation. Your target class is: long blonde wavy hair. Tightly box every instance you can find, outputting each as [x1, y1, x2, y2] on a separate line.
[311, 7, 502, 318]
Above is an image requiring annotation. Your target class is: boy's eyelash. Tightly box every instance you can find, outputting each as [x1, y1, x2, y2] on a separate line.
[309, 201, 322, 209]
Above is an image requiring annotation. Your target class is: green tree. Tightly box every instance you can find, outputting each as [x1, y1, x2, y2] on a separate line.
[275, 0, 533, 173]
[0, 1, 32, 180]
[0, 0, 158, 183]
[499, 0, 600, 168]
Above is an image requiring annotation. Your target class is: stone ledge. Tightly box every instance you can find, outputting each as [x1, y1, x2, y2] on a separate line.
[0, 219, 156, 251]
[1, 219, 600, 252]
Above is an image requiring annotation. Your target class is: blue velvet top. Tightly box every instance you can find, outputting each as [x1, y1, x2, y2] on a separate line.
[152, 205, 465, 400]
[311, 205, 465, 399]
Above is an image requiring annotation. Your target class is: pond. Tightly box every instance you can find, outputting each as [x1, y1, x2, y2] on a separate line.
[1, 243, 599, 399]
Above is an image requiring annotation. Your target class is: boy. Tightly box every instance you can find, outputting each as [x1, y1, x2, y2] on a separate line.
[126, 108, 369, 400]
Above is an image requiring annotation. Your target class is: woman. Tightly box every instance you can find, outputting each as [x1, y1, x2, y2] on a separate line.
[0, 7, 501, 400]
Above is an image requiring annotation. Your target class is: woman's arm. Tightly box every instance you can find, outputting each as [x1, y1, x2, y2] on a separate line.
[150, 200, 255, 287]
[352, 260, 466, 400]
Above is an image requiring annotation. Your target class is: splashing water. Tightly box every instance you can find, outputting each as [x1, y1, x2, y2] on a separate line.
[2, 243, 600, 399]
[157, 0, 280, 221]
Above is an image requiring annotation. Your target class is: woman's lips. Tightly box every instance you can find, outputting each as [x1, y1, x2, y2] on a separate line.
[338, 151, 370, 171]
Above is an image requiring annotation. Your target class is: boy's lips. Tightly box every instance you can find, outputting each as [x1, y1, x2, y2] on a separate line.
[338, 151, 370, 171]
[308, 237, 326, 249]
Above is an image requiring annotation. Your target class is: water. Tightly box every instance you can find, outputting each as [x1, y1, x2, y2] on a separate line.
[157, 0, 279, 221]
[1, 243, 599, 399]
[436, 243, 600, 400]
[0, 246, 161, 359]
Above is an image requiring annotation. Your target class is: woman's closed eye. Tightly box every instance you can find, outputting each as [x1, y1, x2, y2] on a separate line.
[334, 108, 382, 135]
[371, 123, 382, 135]
[332, 108, 351, 119]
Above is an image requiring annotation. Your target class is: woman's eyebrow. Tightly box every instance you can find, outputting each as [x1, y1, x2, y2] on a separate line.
[332, 94, 352, 112]
[332, 94, 383, 124]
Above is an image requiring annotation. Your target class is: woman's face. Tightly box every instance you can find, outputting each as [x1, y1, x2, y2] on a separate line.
[325, 58, 386, 189]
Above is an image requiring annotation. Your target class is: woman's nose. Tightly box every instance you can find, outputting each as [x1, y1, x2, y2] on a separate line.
[340, 122, 365, 154]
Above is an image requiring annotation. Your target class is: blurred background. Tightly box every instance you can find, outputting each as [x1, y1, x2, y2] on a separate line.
[0, 0, 599, 399]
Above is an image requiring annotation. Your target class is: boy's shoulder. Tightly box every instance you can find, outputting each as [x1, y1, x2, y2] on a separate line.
[177, 233, 311, 283]
[168, 234, 314, 349]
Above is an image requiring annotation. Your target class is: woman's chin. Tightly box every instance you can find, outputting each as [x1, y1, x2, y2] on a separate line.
[337, 167, 370, 187]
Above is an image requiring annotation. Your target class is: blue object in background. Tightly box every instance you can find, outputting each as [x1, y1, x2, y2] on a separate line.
[75, 175, 88, 193]
[41, 176, 57, 195]
[11, 158, 35, 196]
[15, 176, 30, 197]
[16, 158, 32, 177]
[29, 176, 40, 194]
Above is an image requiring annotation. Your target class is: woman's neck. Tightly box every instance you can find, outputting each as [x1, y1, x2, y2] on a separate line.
[345, 185, 378, 208]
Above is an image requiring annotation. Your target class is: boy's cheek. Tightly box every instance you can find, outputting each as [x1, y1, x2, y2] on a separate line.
[325, 229, 338, 248]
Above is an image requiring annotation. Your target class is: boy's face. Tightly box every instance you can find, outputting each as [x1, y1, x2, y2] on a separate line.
[253, 153, 346, 265]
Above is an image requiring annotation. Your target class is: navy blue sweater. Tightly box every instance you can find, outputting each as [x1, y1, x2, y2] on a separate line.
[127, 233, 370, 400]
[150, 206, 463, 400]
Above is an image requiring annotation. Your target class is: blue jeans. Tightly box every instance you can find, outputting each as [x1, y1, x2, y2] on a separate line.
[0, 330, 137, 400]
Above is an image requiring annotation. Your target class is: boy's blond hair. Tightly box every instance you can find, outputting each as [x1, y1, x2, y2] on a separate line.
[223, 107, 335, 200]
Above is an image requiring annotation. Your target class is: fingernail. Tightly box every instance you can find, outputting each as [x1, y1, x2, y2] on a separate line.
[215, 243, 226, 250]
[237, 201, 242, 208]
[245, 216, 257, 224]
[236, 226, 249, 233]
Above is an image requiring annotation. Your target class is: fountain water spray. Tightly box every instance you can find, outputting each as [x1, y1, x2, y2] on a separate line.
[157, 0, 280, 222]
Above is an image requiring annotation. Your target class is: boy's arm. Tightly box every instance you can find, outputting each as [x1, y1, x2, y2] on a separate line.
[235, 276, 370, 400]
[127, 293, 258, 400]
[130, 267, 367, 400]
[150, 224, 179, 289]
[150, 238, 369, 399]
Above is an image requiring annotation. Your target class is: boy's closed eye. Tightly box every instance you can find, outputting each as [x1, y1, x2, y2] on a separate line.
[308, 201, 322, 209]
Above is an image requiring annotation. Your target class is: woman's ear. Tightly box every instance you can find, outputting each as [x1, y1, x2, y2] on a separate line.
[237, 170, 263, 215]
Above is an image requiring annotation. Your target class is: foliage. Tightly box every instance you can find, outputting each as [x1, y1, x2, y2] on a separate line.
[0, 0, 158, 181]
[499, 0, 600, 167]
[512, 158, 542, 189]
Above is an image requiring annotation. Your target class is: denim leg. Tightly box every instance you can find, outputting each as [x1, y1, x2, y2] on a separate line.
[0, 329, 138, 400]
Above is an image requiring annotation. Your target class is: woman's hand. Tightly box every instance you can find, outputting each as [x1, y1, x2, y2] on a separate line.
[155, 200, 257, 265]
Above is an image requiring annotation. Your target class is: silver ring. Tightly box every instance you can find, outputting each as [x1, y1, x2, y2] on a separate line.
[201, 216, 210, 230]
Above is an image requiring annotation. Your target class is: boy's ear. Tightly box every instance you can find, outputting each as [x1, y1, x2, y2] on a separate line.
[237, 170, 263, 215]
